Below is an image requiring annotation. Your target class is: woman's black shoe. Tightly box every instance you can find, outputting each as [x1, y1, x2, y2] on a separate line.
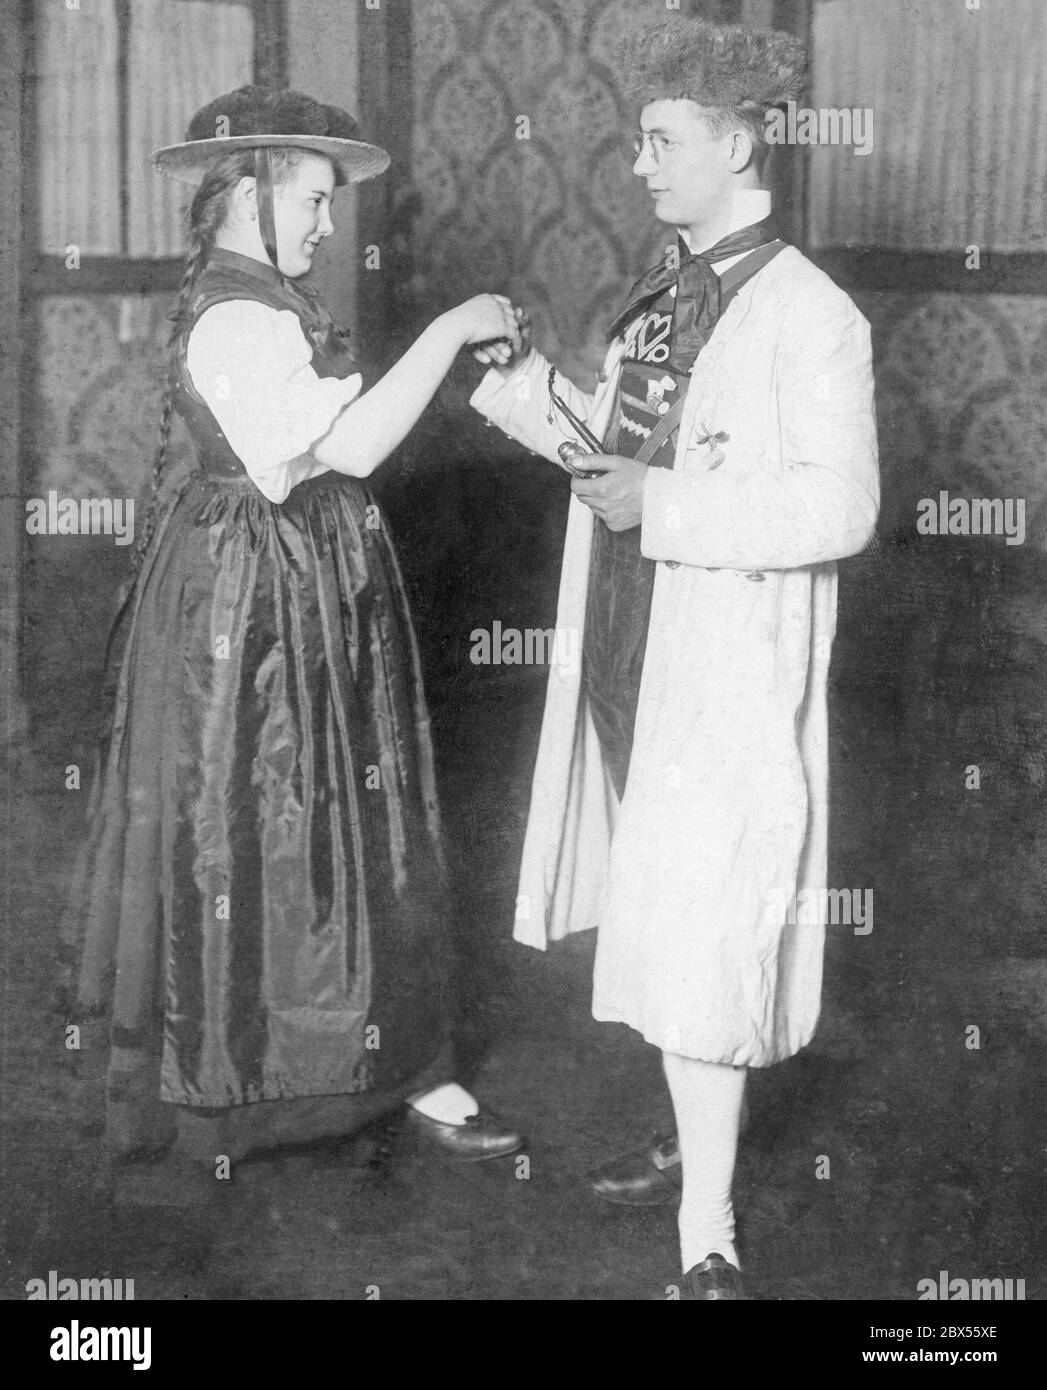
[404, 1105, 525, 1162]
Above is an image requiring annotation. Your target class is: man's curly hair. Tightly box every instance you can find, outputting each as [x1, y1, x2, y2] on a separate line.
[622, 17, 808, 163]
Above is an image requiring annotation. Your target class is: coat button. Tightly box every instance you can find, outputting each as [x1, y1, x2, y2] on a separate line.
[744, 571, 766, 582]
[665, 560, 680, 569]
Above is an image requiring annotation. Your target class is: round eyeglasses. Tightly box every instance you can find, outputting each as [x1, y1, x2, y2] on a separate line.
[631, 130, 680, 163]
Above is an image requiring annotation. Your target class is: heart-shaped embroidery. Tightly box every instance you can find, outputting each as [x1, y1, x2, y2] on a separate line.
[634, 311, 671, 364]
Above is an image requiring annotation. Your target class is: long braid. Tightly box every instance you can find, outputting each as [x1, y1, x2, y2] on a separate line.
[130, 149, 300, 579]
[128, 235, 208, 577]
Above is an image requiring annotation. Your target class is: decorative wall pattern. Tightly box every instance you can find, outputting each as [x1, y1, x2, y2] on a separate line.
[26, 293, 189, 746]
[404, 2, 1047, 530]
[408, 0, 711, 381]
[31, 290, 1047, 538]
[34, 295, 189, 503]
[859, 293, 1047, 540]
[24, 0, 1047, 743]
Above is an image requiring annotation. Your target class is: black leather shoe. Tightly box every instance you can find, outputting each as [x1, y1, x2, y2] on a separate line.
[589, 1097, 751, 1207]
[679, 1253, 745, 1300]
[588, 1133, 682, 1206]
[404, 1105, 525, 1162]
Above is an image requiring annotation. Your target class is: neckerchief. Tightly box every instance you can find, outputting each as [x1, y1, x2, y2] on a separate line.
[607, 214, 780, 373]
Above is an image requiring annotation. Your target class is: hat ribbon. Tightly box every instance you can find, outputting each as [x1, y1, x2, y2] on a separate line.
[254, 147, 280, 273]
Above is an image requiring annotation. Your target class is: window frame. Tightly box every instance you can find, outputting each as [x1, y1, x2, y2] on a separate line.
[23, 0, 288, 298]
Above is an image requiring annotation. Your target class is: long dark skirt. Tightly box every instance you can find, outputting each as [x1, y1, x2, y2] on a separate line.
[59, 468, 451, 1161]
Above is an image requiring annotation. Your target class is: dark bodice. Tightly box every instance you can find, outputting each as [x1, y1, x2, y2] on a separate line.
[173, 248, 357, 478]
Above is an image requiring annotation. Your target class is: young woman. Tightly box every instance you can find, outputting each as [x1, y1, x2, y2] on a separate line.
[59, 85, 524, 1169]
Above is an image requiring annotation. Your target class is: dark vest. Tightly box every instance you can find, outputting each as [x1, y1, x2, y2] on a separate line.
[584, 241, 787, 800]
[173, 248, 357, 478]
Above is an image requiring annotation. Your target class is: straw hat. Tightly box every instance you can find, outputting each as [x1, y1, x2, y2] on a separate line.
[151, 84, 390, 186]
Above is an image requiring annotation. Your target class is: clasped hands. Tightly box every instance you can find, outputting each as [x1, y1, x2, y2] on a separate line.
[471, 302, 647, 533]
[471, 303, 532, 371]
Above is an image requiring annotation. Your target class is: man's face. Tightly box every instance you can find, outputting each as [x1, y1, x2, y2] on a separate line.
[632, 99, 736, 233]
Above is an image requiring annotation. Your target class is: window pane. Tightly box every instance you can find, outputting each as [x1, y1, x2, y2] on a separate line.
[36, 0, 122, 256]
[127, 0, 255, 257]
[808, 0, 1047, 253]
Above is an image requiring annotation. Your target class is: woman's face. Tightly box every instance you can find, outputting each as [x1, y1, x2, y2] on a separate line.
[272, 153, 337, 277]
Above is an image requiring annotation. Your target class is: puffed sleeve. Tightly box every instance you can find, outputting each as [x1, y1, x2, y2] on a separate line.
[186, 299, 364, 503]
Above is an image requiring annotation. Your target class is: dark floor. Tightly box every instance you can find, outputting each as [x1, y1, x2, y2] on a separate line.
[3, 538, 1046, 1301]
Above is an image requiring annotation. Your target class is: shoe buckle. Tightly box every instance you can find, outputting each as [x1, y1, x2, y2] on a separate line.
[650, 1140, 681, 1171]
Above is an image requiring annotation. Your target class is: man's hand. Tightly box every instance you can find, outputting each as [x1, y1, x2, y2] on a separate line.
[570, 454, 648, 532]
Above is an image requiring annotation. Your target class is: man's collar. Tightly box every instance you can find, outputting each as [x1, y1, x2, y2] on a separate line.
[679, 189, 773, 255]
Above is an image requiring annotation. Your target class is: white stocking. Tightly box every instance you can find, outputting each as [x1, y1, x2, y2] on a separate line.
[406, 1082, 479, 1125]
[662, 1051, 747, 1272]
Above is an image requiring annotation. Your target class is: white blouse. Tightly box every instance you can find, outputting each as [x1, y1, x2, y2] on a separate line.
[186, 300, 363, 503]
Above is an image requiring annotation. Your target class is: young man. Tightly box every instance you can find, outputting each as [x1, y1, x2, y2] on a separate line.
[471, 18, 879, 1298]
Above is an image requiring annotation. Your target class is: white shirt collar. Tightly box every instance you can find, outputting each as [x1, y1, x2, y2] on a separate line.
[678, 188, 773, 256]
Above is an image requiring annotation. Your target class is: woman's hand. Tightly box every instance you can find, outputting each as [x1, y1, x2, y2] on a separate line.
[473, 305, 532, 372]
[316, 296, 523, 479]
[444, 294, 520, 353]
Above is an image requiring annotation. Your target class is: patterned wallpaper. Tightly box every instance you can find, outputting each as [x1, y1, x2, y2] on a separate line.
[402, 0, 1047, 544]
[22, 0, 1047, 737]
[407, 0, 694, 380]
[34, 295, 190, 503]
[25, 294, 189, 748]
[30, 290, 1047, 535]
[860, 293, 1047, 542]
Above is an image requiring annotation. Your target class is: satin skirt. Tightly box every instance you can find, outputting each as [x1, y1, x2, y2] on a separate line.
[59, 469, 451, 1157]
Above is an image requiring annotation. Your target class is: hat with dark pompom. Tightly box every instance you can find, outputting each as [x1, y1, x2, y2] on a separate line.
[151, 84, 389, 185]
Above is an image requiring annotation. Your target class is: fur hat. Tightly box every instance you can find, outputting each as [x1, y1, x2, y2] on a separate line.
[151, 84, 389, 185]
[621, 17, 806, 113]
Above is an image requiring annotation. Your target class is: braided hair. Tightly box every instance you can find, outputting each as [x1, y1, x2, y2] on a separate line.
[130, 148, 303, 577]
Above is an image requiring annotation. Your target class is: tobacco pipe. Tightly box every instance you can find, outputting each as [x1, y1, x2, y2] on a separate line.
[557, 441, 606, 480]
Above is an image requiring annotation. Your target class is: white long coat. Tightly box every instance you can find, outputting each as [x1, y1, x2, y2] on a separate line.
[471, 246, 879, 1066]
